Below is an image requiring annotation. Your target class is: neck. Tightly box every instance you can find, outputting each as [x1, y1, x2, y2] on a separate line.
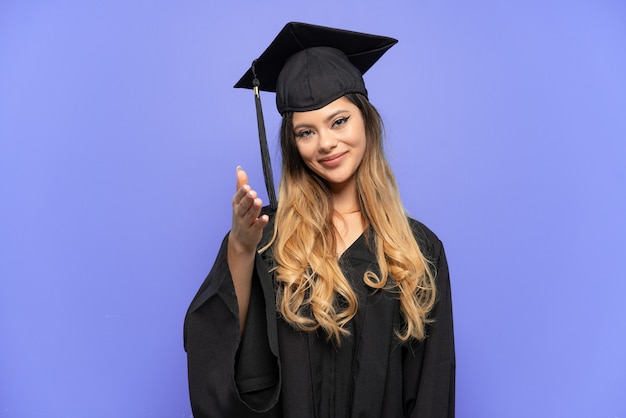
[329, 178, 359, 214]
[330, 179, 365, 257]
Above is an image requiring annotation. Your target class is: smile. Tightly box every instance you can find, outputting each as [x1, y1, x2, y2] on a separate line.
[318, 152, 348, 168]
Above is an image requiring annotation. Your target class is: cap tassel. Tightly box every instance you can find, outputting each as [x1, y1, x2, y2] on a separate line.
[251, 60, 277, 210]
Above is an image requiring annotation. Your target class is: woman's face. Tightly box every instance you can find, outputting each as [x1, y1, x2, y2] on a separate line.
[292, 96, 367, 191]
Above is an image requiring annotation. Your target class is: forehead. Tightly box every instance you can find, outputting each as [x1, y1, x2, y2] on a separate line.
[291, 96, 357, 124]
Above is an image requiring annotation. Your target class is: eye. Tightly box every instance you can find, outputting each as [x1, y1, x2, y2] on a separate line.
[295, 129, 314, 139]
[332, 116, 350, 128]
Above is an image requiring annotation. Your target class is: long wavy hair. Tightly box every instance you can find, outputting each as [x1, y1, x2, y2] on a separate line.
[261, 93, 436, 344]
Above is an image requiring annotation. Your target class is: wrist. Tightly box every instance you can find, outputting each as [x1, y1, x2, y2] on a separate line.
[228, 233, 257, 256]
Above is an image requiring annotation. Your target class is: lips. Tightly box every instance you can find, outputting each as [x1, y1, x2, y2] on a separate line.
[318, 151, 347, 168]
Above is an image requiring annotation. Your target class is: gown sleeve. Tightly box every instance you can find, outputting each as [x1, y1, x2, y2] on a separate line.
[405, 223, 456, 418]
[183, 222, 282, 418]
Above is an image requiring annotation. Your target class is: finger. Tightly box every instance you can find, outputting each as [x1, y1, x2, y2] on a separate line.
[236, 166, 249, 191]
[236, 190, 258, 219]
[232, 183, 251, 205]
[239, 194, 264, 223]
[253, 213, 270, 229]
[248, 200, 269, 231]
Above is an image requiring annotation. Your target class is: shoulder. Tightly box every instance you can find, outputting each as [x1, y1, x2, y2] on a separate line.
[407, 217, 445, 261]
[260, 205, 276, 219]
[257, 206, 278, 269]
[259, 205, 277, 248]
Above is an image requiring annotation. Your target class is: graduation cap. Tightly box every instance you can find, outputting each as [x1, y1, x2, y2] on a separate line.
[234, 22, 398, 209]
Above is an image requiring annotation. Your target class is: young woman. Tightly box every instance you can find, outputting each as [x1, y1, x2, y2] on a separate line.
[185, 22, 455, 418]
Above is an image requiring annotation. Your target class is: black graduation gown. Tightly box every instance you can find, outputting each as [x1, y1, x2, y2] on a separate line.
[184, 211, 455, 418]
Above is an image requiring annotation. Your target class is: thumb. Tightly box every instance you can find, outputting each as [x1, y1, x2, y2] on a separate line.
[236, 166, 249, 191]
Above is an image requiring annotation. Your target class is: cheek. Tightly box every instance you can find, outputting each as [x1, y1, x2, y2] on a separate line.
[295, 141, 315, 161]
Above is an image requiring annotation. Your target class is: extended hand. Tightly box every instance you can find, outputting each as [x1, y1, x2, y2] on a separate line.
[229, 166, 269, 255]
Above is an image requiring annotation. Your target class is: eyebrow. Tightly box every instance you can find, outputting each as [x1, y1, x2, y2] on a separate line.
[292, 109, 349, 131]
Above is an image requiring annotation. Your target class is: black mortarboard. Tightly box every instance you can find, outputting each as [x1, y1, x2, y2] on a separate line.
[234, 22, 398, 209]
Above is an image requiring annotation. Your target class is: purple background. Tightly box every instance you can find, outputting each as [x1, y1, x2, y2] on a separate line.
[1, 1, 625, 417]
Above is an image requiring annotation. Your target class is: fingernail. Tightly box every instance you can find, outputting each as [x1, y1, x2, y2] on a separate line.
[236, 165, 242, 171]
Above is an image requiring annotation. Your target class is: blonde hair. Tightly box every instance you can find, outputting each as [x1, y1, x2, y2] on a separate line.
[262, 93, 436, 344]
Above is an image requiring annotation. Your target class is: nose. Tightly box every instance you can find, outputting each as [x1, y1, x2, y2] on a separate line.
[317, 131, 338, 153]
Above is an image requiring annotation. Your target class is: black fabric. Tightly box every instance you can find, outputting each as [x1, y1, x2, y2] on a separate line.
[233, 22, 397, 114]
[275, 46, 367, 114]
[184, 211, 455, 418]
